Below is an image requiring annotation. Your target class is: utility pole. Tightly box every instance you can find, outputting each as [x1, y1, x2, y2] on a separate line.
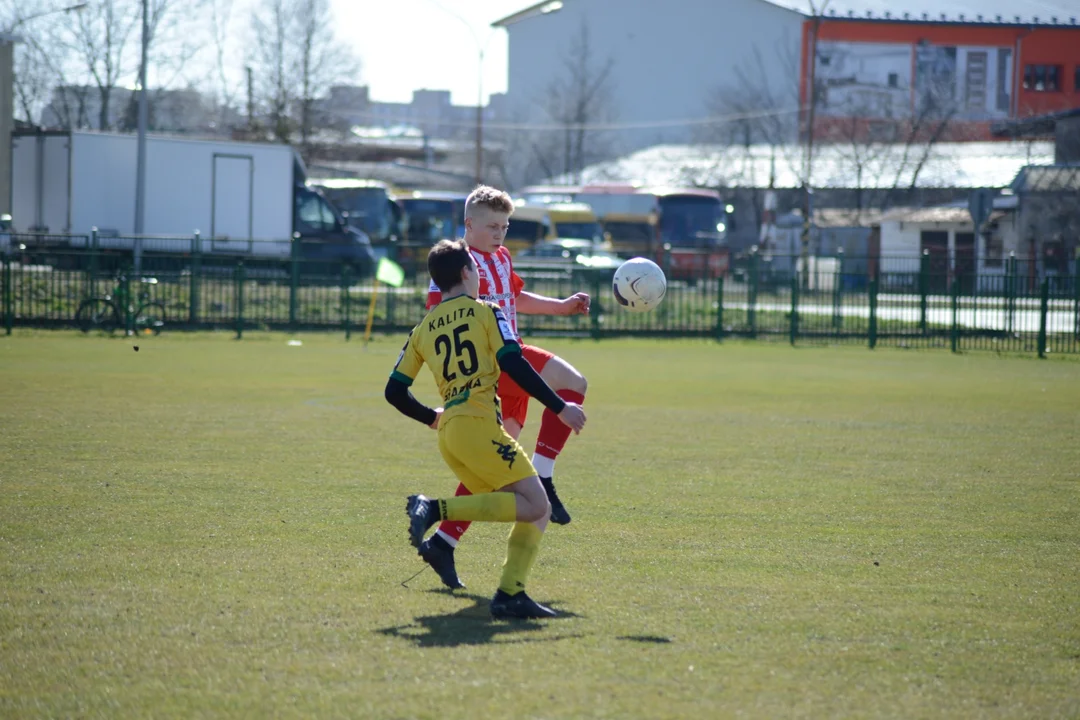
[801, 1, 828, 291]
[134, 0, 149, 275]
[475, 47, 484, 186]
[418, 0, 493, 186]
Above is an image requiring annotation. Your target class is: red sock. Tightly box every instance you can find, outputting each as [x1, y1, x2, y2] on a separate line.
[434, 482, 472, 543]
[535, 390, 586, 461]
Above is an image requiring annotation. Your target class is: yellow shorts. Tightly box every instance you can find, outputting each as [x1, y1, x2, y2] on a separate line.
[438, 415, 537, 494]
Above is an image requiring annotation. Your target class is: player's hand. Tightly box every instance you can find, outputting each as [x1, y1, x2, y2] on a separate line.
[562, 293, 590, 316]
[557, 402, 586, 434]
[429, 407, 443, 430]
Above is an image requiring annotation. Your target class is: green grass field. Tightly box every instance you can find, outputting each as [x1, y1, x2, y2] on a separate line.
[1, 332, 1078, 719]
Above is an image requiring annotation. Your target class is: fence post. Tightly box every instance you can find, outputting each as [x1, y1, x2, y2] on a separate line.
[190, 230, 201, 326]
[868, 271, 878, 349]
[2, 251, 11, 335]
[122, 269, 134, 336]
[1006, 252, 1017, 336]
[1038, 278, 1049, 358]
[950, 277, 959, 353]
[342, 263, 352, 341]
[590, 272, 602, 340]
[1073, 254, 1079, 342]
[235, 261, 245, 340]
[748, 246, 759, 338]
[789, 271, 799, 346]
[832, 246, 844, 330]
[384, 250, 396, 332]
[919, 249, 929, 336]
[88, 227, 99, 299]
[289, 232, 300, 328]
[714, 274, 724, 341]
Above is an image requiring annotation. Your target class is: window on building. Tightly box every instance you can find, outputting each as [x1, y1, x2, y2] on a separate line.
[1075, 65, 1080, 91]
[1023, 64, 1062, 92]
[996, 48, 1012, 111]
[1047, 65, 1061, 91]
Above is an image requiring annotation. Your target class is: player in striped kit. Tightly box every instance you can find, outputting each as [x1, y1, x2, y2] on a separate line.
[420, 185, 590, 589]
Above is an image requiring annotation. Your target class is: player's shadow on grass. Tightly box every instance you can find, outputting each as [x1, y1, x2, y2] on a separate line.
[375, 592, 582, 648]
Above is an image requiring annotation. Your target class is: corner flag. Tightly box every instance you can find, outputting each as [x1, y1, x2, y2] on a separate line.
[375, 257, 404, 288]
[363, 256, 405, 345]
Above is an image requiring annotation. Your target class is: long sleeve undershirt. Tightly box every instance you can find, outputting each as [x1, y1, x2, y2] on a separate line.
[383, 347, 566, 427]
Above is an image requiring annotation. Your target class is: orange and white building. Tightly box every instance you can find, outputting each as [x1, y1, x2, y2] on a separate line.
[783, 1, 1080, 141]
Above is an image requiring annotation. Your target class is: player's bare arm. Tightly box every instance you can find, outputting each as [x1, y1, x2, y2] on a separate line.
[517, 290, 590, 316]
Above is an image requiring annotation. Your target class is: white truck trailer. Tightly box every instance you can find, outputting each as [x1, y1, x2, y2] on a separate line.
[9, 130, 373, 272]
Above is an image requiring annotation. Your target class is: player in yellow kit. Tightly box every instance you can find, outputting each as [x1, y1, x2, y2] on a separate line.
[385, 239, 586, 619]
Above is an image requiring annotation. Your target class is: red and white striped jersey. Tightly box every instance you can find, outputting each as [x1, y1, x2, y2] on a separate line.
[427, 246, 525, 340]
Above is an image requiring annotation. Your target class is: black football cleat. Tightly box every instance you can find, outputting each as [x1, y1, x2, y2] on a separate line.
[405, 494, 439, 549]
[490, 589, 557, 619]
[540, 477, 571, 525]
[419, 536, 465, 589]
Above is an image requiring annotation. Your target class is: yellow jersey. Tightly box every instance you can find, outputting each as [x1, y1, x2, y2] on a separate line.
[391, 295, 520, 425]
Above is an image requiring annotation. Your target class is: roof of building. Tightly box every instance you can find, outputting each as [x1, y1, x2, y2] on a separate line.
[764, 0, 1079, 25]
[564, 141, 1055, 190]
[992, 108, 1080, 139]
[495, 0, 1080, 27]
[880, 206, 974, 224]
[811, 207, 895, 227]
[1010, 164, 1080, 193]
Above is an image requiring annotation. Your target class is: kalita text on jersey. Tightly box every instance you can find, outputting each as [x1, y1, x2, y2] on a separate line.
[429, 305, 476, 332]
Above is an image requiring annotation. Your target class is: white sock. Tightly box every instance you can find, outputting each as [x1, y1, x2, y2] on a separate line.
[532, 454, 556, 478]
[435, 529, 458, 547]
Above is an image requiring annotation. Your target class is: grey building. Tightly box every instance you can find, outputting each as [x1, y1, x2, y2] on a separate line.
[493, 0, 805, 152]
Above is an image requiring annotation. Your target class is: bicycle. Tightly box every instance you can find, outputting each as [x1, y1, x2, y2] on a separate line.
[76, 274, 166, 335]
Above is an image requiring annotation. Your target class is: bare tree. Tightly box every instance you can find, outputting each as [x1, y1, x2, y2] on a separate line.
[250, 0, 292, 141]
[295, 0, 356, 146]
[702, 34, 961, 222]
[248, 0, 359, 145]
[6, 0, 208, 131]
[696, 35, 803, 242]
[1, 0, 76, 125]
[699, 35, 805, 188]
[535, 20, 616, 183]
[144, 0, 209, 126]
[57, 0, 140, 130]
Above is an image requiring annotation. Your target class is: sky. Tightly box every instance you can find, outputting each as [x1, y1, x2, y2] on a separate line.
[329, 0, 530, 106]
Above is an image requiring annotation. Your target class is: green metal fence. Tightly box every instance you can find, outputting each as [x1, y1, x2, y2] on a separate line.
[1, 238, 1078, 357]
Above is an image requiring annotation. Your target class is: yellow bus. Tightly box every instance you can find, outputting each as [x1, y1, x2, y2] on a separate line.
[505, 202, 607, 256]
[600, 211, 659, 256]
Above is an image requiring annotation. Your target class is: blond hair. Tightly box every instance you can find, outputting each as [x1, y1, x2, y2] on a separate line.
[464, 185, 514, 219]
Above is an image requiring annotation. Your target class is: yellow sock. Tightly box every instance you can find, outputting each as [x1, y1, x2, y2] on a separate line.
[440, 493, 516, 523]
[498, 522, 544, 595]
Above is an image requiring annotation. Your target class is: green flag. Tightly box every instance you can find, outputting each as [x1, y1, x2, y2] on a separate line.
[375, 257, 404, 288]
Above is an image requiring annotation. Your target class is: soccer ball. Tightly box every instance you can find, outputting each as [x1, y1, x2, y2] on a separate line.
[612, 257, 667, 312]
